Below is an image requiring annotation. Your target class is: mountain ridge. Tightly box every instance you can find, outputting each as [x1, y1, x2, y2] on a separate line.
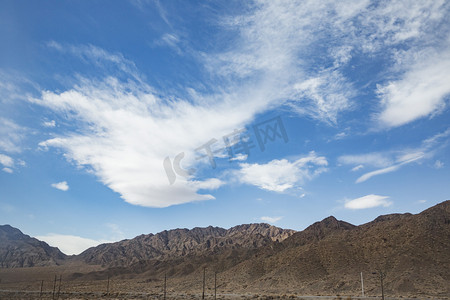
[0, 225, 66, 268]
[1, 200, 449, 297]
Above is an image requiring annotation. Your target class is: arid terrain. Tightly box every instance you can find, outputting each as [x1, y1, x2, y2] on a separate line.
[1, 200, 449, 299]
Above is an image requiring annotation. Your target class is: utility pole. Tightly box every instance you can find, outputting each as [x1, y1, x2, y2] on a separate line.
[57, 275, 62, 299]
[202, 267, 206, 300]
[372, 270, 385, 300]
[106, 275, 110, 295]
[163, 273, 167, 300]
[214, 271, 217, 300]
[39, 280, 44, 299]
[52, 275, 57, 300]
[360, 272, 364, 297]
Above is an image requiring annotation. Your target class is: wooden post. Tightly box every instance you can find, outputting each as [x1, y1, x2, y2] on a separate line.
[39, 280, 44, 299]
[214, 271, 217, 300]
[57, 275, 62, 299]
[52, 275, 57, 300]
[163, 273, 167, 300]
[202, 267, 206, 300]
[106, 275, 110, 295]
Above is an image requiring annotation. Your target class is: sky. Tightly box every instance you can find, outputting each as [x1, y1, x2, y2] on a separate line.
[0, 0, 449, 255]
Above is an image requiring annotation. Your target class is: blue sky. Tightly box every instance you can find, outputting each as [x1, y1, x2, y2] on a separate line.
[1, 0, 449, 255]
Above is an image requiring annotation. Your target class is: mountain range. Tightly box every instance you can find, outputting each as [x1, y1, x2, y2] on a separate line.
[0, 200, 449, 297]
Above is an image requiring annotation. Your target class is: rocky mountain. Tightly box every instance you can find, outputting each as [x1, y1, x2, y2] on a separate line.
[0, 225, 66, 267]
[77, 223, 296, 267]
[215, 200, 450, 296]
[1, 200, 449, 297]
[68, 201, 449, 297]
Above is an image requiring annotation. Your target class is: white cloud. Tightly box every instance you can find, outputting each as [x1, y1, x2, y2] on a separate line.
[0, 118, 26, 153]
[2, 167, 13, 173]
[344, 194, 392, 210]
[35, 233, 111, 255]
[340, 129, 450, 182]
[47, 42, 142, 82]
[289, 70, 355, 124]
[51, 181, 69, 191]
[43, 120, 56, 127]
[0, 153, 14, 167]
[351, 164, 364, 172]
[339, 153, 394, 168]
[33, 76, 255, 207]
[30, 1, 450, 208]
[334, 132, 348, 140]
[355, 165, 400, 183]
[155, 33, 182, 54]
[377, 48, 450, 128]
[236, 151, 327, 192]
[0, 154, 15, 173]
[230, 153, 248, 161]
[434, 160, 444, 169]
[260, 216, 283, 224]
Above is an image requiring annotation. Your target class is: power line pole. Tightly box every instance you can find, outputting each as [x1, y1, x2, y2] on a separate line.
[52, 275, 57, 300]
[39, 280, 44, 299]
[372, 270, 385, 300]
[164, 273, 167, 300]
[380, 271, 385, 300]
[57, 275, 62, 299]
[202, 267, 206, 300]
[214, 271, 217, 300]
[360, 272, 364, 297]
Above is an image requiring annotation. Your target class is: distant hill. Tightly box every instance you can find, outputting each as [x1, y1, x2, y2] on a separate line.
[0, 225, 66, 267]
[1, 200, 449, 297]
[216, 200, 450, 296]
[76, 223, 296, 267]
[68, 200, 450, 297]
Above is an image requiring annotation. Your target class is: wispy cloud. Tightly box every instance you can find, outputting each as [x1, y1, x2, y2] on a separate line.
[344, 194, 392, 210]
[356, 165, 401, 183]
[0, 153, 23, 173]
[339, 153, 394, 169]
[0, 153, 14, 168]
[46, 41, 142, 82]
[2, 167, 13, 173]
[377, 47, 450, 128]
[33, 75, 256, 207]
[260, 216, 283, 224]
[351, 164, 364, 172]
[154, 33, 182, 54]
[35, 233, 110, 255]
[30, 1, 450, 208]
[105, 223, 125, 241]
[236, 151, 327, 192]
[42, 120, 56, 128]
[340, 129, 450, 182]
[434, 160, 444, 169]
[51, 181, 69, 191]
[0, 118, 26, 153]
